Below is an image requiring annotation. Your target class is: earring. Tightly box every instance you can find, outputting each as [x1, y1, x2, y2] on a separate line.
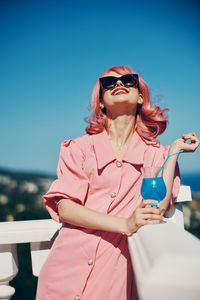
[100, 103, 104, 109]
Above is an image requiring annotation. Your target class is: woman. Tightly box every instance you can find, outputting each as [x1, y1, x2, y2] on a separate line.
[36, 65, 199, 300]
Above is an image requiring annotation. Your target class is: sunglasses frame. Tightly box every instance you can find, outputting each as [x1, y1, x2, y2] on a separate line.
[99, 73, 139, 91]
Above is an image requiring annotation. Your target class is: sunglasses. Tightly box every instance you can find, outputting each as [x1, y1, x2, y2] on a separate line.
[99, 74, 139, 90]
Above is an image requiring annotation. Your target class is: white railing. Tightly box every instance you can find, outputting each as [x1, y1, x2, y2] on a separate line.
[0, 219, 61, 299]
[0, 186, 200, 300]
[128, 222, 200, 300]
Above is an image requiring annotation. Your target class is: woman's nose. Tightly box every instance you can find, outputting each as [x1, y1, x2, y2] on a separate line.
[115, 79, 124, 87]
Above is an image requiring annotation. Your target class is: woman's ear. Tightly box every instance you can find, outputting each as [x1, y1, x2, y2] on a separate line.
[138, 95, 143, 104]
[99, 100, 107, 114]
[99, 102, 105, 109]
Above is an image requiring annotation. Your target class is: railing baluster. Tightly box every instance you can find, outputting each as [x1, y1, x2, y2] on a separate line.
[0, 244, 18, 300]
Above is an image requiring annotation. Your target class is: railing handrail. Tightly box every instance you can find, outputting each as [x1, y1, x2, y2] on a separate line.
[128, 221, 200, 300]
[0, 219, 61, 245]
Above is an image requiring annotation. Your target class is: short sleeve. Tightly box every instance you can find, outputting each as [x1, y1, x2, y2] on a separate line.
[144, 144, 180, 212]
[42, 139, 89, 223]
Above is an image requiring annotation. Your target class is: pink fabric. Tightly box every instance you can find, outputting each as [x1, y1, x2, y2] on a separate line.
[36, 130, 180, 300]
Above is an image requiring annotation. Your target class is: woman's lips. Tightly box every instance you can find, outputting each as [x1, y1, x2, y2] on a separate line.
[112, 87, 129, 95]
[114, 91, 127, 95]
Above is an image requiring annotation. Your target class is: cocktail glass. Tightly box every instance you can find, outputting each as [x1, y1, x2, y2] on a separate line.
[141, 167, 167, 207]
[141, 150, 183, 207]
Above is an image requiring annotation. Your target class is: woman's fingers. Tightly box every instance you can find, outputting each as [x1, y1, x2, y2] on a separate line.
[140, 213, 163, 220]
[134, 212, 163, 228]
[146, 219, 161, 225]
[139, 200, 158, 208]
[174, 132, 200, 152]
[182, 132, 199, 145]
[141, 206, 161, 214]
[182, 132, 198, 139]
[182, 134, 199, 144]
[159, 208, 166, 216]
[182, 139, 199, 152]
[128, 200, 164, 234]
[135, 202, 163, 223]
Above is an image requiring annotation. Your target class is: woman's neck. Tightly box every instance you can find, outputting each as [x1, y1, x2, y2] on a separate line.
[106, 114, 136, 149]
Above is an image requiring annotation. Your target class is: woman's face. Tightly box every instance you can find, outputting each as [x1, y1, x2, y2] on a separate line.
[100, 71, 143, 117]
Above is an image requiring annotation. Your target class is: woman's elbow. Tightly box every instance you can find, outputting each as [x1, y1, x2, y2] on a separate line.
[57, 198, 81, 223]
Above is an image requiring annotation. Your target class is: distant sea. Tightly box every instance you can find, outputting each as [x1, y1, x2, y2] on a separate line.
[181, 172, 200, 193]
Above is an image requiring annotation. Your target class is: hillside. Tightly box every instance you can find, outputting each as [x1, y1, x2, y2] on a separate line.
[0, 167, 55, 222]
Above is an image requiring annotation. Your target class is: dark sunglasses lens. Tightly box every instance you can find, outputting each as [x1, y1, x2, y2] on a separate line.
[122, 75, 138, 87]
[100, 77, 116, 89]
[100, 74, 138, 89]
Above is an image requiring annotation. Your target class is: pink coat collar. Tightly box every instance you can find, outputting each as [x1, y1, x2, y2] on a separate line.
[91, 129, 159, 169]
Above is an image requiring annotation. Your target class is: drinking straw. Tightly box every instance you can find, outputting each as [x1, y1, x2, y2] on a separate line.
[155, 150, 184, 178]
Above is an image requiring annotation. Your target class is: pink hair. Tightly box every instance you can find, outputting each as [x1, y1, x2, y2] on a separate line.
[85, 65, 168, 140]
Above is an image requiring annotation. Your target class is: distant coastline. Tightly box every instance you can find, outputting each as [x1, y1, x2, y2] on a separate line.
[0, 166, 199, 193]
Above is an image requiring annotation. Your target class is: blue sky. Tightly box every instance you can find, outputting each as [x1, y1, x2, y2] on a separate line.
[0, 0, 199, 175]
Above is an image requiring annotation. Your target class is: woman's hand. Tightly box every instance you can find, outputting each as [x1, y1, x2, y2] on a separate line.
[125, 200, 163, 235]
[170, 132, 199, 153]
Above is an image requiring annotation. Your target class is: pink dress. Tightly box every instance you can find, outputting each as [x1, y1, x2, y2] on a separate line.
[36, 130, 180, 300]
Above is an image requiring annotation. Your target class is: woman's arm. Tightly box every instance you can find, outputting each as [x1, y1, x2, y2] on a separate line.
[58, 198, 163, 235]
[159, 132, 199, 214]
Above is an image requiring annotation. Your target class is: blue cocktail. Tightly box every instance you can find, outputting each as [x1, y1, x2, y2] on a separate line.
[141, 150, 183, 207]
[141, 176, 167, 207]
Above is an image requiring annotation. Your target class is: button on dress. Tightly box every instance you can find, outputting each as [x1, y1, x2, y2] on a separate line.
[36, 130, 180, 300]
